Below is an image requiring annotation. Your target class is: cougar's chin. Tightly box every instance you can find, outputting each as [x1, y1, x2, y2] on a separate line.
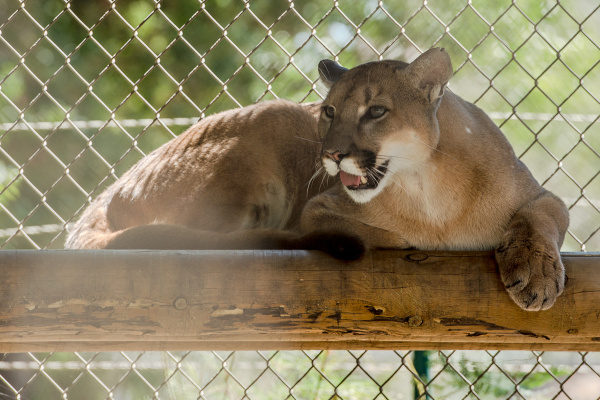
[340, 160, 390, 204]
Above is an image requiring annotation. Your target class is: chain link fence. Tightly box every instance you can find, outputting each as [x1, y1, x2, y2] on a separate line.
[1, 350, 600, 399]
[1, 0, 599, 399]
[0, 350, 600, 400]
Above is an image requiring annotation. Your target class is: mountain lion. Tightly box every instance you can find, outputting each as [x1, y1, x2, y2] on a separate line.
[66, 48, 569, 311]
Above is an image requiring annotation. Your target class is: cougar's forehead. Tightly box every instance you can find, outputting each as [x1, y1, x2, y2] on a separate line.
[326, 62, 402, 107]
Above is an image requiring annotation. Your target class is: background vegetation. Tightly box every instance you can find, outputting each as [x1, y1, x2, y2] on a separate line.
[0, 0, 599, 251]
[1, 0, 599, 399]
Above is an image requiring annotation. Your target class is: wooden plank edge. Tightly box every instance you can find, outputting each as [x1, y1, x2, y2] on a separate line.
[0, 250, 598, 353]
[2, 341, 600, 353]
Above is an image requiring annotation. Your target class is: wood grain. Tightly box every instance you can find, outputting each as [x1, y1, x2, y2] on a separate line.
[0, 250, 598, 352]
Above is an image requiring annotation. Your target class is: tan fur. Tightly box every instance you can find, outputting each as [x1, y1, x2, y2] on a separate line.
[65, 100, 326, 249]
[66, 48, 569, 311]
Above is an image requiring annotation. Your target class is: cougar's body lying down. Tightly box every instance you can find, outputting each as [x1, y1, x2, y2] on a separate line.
[66, 100, 326, 249]
[66, 48, 569, 311]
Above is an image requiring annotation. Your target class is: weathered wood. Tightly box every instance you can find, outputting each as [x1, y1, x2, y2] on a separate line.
[0, 250, 598, 352]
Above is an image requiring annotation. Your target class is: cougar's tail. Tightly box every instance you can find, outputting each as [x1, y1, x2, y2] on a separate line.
[104, 224, 366, 261]
[66, 199, 366, 260]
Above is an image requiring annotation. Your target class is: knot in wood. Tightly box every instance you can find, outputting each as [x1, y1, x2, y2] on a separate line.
[405, 253, 428, 262]
[408, 315, 423, 327]
[174, 297, 187, 310]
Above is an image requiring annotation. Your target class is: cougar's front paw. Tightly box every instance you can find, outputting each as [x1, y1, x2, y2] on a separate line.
[495, 237, 564, 311]
[299, 231, 366, 260]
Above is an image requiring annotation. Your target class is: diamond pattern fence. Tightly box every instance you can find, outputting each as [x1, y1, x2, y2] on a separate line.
[0, 0, 599, 399]
[1, 350, 600, 399]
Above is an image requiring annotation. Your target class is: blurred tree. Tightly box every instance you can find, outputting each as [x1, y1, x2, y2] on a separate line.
[0, 0, 598, 251]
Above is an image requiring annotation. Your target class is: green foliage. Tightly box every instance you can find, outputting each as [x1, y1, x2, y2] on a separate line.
[426, 351, 578, 400]
[0, 162, 20, 204]
[0, 1, 598, 252]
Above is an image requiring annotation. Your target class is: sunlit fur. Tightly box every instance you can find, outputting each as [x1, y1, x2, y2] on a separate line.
[66, 49, 569, 311]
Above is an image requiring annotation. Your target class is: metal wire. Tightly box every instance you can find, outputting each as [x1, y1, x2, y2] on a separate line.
[0, 0, 598, 252]
[0, 0, 599, 399]
[0, 351, 599, 399]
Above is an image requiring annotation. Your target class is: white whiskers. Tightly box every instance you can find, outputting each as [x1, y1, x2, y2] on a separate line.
[411, 136, 458, 161]
[306, 164, 323, 188]
[369, 166, 407, 192]
[294, 135, 322, 144]
[376, 154, 428, 168]
[305, 156, 331, 195]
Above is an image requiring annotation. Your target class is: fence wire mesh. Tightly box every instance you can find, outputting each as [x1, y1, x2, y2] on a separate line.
[0, 0, 599, 399]
[1, 350, 600, 399]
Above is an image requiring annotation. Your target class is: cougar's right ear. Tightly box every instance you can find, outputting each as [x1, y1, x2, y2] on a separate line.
[318, 59, 348, 88]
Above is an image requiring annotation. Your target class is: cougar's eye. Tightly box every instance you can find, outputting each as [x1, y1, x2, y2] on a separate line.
[323, 105, 335, 119]
[369, 105, 387, 119]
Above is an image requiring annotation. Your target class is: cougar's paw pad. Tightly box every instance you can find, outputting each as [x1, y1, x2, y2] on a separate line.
[495, 239, 564, 311]
[301, 231, 366, 260]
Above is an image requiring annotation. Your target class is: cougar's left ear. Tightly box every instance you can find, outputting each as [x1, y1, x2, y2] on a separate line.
[405, 47, 453, 105]
[318, 59, 348, 88]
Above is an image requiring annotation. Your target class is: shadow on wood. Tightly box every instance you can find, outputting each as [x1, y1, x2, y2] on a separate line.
[0, 250, 598, 352]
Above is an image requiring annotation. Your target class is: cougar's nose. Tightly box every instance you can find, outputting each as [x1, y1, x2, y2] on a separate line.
[323, 151, 345, 163]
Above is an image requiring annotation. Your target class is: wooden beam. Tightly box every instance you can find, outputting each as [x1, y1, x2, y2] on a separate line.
[0, 250, 598, 352]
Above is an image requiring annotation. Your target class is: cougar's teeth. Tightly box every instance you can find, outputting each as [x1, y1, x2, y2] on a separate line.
[360, 176, 368, 185]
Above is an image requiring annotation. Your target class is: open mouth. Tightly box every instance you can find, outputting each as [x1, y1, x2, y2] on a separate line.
[339, 161, 389, 190]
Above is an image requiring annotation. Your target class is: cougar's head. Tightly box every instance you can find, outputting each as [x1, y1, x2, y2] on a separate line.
[318, 48, 453, 203]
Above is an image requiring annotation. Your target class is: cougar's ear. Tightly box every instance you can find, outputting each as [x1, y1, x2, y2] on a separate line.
[405, 47, 453, 105]
[318, 59, 348, 88]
